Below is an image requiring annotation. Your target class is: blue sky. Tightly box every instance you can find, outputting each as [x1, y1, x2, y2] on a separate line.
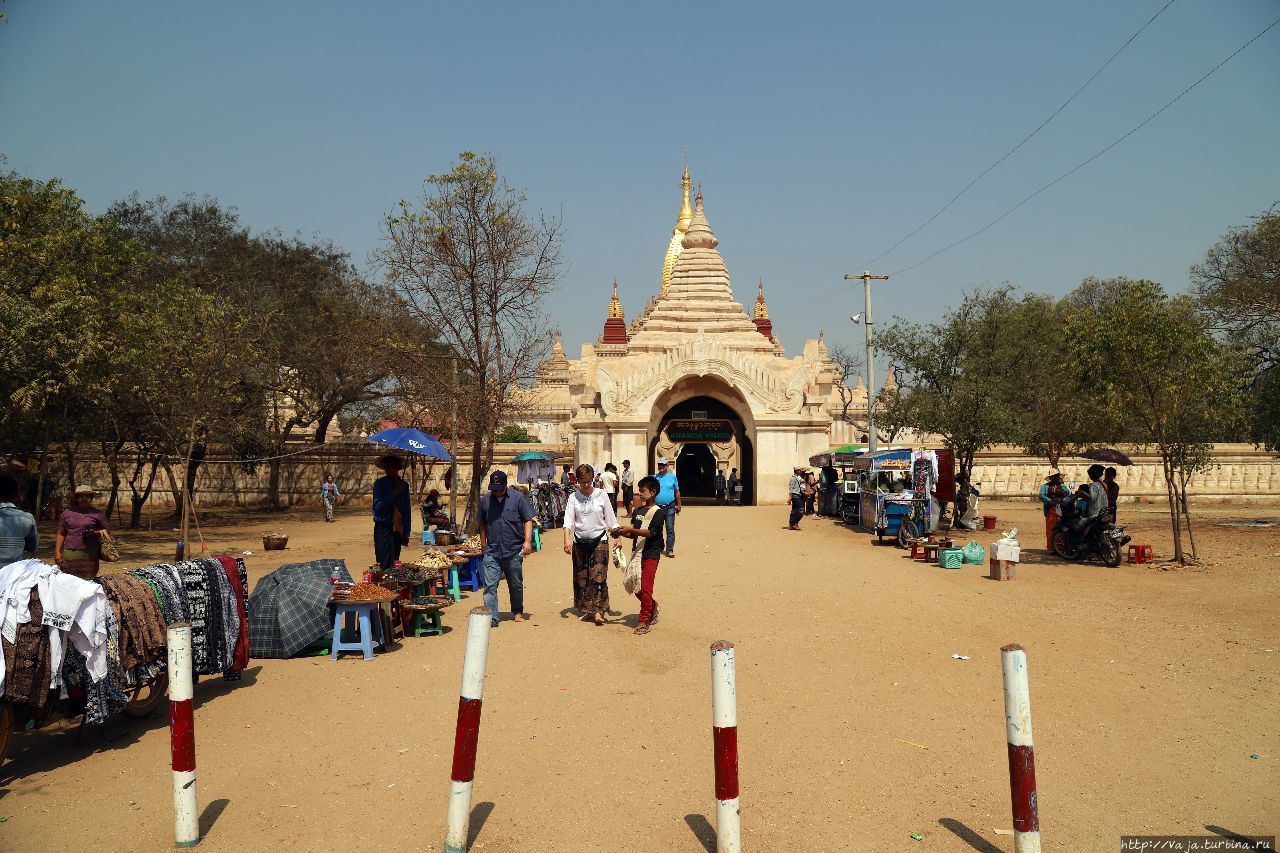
[2, 0, 1277, 360]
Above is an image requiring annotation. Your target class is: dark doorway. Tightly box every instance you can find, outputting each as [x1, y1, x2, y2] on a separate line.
[676, 444, 717, 498]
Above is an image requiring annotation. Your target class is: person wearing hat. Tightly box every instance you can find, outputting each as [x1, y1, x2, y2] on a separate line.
[478, 471, 534, 627]
[372, 454, 412, 569]
[653, 457, 681, 558]
[787, 467, 806, 530]
[54, 484, 110, 579]
[421, 487, 449, 529]
[1038, 472, 1069, 552]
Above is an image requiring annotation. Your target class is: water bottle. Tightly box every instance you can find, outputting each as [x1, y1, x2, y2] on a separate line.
[329, 565, 341, 585]
[175, 540, 185, 561]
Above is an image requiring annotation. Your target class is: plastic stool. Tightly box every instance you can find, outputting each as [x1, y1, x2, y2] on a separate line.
[458, 556, 483, 593]
[330, 602, 384, 661]
[922, 543, 941, 563]
[447, 565, 462, 601]
[422, 529, 436, 545]
[909, 540, 926, 560]
[1128, 544, 1154, 564]
[411, 609, 443, 637]
[531, 527, 541, 551]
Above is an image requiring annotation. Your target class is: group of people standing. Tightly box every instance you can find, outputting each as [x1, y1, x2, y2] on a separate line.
[1038, 464, 1119, 551]
[786, 461, 840, 529]
[0, 473, 111, 580]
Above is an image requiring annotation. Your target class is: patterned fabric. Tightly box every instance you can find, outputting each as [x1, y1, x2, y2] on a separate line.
[216, 556, 250, 676]
[2, 589, 52, 716]
[572, 539, 610, 616]
[177, 560, 212, 673]
[98, 574, 167, 677]
[127, 563, 190, 625]
[202, 558, 236, 675]
[62, 605, 128, 725]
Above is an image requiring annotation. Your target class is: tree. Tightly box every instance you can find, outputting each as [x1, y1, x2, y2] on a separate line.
[1066, 277, 1247, 564]
[877, 288, 1023, 484]
[826, 343, 865, 427]
[1191, 203, 1280, 450]
[378, 152, 564, 530]
[495, 423, 537, 443]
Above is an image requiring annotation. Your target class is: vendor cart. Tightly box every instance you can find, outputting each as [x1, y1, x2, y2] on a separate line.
[854, 448, 956, 545]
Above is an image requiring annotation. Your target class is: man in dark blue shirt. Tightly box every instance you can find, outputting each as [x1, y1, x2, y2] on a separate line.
[372, 455, 412, 569]
[478, 471, 534, 627]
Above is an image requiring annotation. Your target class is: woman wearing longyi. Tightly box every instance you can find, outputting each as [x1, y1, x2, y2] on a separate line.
[54, 485, 110, 579]
[563, 463, 617, 626]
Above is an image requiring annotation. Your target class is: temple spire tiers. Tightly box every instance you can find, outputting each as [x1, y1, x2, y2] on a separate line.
[753, 279, 773, 339]
[598, 280, 629, 349]
[660, 160, 696, 296]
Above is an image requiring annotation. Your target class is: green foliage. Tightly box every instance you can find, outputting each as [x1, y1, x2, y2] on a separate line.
[1192, 203, 1280, 449]
[494, 423, 537, 443]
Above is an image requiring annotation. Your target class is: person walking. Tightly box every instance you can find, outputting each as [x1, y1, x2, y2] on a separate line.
[1104, 467, 1120, 522]
[0, 473, 38, 563]
[54, 485, 109, 579]
[371, 454, 411, 569]
[1039, 472, 1067, 552]
[620, 459, 635, 512]
[788, 467, 806, 530]
[804, 471, 818, 515]
[714, 468, 727, 504]
[600, 463, 619, 513]
[560, 464, 573, 489]
[653, 457, 681, 558]
[612, 475, 667, 636]
[727, 468, 739, 505]
[564, 462, 617, 625]
[321, 474, 341, 523]
[478, 471, 534, 627]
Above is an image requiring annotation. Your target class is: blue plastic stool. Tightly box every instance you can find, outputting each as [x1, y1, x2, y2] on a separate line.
[531, 527, 541, 551]
[458, 556, 483, 593]
[330, 602, 384, 661]
[422, 529, 436, 545]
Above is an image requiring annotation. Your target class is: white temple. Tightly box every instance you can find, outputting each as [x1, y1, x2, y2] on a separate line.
[518, 163, 889, 503]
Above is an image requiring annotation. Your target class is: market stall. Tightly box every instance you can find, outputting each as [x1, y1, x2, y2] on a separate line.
[854, 448, 955, 544]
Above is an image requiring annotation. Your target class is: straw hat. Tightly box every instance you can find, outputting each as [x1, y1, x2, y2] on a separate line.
[73, 484, 100, 496]
[374, 454, 405, 472]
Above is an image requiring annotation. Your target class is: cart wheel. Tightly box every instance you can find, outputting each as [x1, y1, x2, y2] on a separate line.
[0, 702, 12, 767]
[123, 673, 168, 719]
[897, 519, 920, 549]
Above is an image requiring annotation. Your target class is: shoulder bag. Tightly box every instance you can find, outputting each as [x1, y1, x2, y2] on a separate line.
[622, 505, 660, 595]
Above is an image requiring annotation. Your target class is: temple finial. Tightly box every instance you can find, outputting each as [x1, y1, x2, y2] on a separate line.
[608, 280, 624, 319]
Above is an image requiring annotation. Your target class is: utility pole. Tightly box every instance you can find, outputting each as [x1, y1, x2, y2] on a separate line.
[844, 271, 889, 455]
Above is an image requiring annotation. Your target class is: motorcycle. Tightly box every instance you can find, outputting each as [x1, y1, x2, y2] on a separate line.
[1052, 506, 1129, 567]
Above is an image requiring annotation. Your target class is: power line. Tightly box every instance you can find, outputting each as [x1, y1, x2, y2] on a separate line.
[887, 14, 1280, 277]
[860, 0, 1179, 271]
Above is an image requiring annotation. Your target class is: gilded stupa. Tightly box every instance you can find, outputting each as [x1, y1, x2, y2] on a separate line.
[660, 158, 695, 296]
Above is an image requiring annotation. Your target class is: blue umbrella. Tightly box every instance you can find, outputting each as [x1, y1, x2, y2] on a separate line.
[367, 427, 454, 461]
[510, 450, 561, 463]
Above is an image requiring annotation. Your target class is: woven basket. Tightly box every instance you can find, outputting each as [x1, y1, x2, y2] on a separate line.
[262, 533, 289, 551]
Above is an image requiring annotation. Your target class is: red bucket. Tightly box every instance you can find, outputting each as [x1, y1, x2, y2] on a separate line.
[982, 515, 997, 531]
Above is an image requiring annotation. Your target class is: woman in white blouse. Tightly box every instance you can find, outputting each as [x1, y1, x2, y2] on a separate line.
[563, 462, 618, 625]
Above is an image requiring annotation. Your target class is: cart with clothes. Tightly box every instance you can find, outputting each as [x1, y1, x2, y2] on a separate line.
[0, 556, 251, 765]
[854, 448, 955, 545]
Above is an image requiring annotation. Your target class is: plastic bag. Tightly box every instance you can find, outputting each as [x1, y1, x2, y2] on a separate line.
[962, 541, 985, 564]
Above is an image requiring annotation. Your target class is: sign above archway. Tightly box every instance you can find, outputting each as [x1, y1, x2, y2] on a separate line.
[665, 418, 734, 442]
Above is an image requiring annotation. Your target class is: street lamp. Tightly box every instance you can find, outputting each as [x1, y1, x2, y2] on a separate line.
[844, 271, 889, 455]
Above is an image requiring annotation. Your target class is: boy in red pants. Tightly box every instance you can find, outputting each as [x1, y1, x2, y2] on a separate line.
[613, 475, 667, 635]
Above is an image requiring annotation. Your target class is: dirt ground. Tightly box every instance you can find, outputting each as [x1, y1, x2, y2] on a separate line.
[1, 498, 1276, 851]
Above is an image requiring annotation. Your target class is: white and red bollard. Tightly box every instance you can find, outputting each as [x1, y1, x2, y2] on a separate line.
[1001, 643, 1041, 853]
[167, 622, 200, 848]
[710, 640, 741, 853]
[444, 607, 493, 853]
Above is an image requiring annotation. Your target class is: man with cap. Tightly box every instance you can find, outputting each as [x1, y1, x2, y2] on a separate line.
[787, 466, 806, 530]
[653, 457, 681, 558]
[372, 454, 412, 569]
[477, 470, 534, 627]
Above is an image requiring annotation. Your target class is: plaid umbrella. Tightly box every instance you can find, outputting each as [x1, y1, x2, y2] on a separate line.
[248, 559, 352, 658]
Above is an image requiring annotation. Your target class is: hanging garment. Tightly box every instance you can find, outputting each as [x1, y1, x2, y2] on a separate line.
[36, 570, 108, 695]
[2, 589, 52, 716]
[0, 559, 57, 691]
[127, 563, 190, 625]
[177, 560, 212, 674]
[215, 556, 250, 677]
[62, 605, 128, 725]
[98, 574, 167, 680]
[200, 558, 236, 675]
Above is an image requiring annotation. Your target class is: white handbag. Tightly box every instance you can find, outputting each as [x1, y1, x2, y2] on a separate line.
[622, 506, 660, 595]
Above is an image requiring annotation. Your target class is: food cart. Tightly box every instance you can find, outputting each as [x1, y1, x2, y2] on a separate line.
[855, 448, 956, 544]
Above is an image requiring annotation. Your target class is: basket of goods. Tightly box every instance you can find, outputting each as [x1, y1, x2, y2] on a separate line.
[262, 532, 289, 551]
[459, 534, 482, 555]
[331, 581, 354, 602]
[404, 594, 454, 612]
[342, 582, 397, 603]
[411, 550, 453, 571]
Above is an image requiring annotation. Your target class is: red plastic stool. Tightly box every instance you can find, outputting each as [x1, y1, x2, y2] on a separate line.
[909, 540, 926, 559]
[1128, 544, 1154, 564]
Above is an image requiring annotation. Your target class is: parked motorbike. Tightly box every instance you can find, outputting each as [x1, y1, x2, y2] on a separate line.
[1052, 506, 1129, 567]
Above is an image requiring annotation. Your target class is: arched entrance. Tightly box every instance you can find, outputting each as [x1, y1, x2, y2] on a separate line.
[649, 392, 755, 504]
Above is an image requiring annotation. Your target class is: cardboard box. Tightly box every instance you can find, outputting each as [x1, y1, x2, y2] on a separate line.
[989, 556, 1016, 581]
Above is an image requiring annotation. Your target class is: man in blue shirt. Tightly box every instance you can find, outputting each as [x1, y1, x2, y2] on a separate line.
[478, 471, 534, 627]
[372, 455, 412, 569]
[0, 473, 38, 563]
[653, 457, 682, 558]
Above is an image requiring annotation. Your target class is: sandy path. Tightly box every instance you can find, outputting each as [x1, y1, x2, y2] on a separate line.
[1, 501, 1276, 851]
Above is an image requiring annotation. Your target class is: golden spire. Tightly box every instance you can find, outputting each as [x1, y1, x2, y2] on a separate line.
[662, 154, 695, 295]
[608, 280, 624, 319]
[754, 279, 770, 320]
